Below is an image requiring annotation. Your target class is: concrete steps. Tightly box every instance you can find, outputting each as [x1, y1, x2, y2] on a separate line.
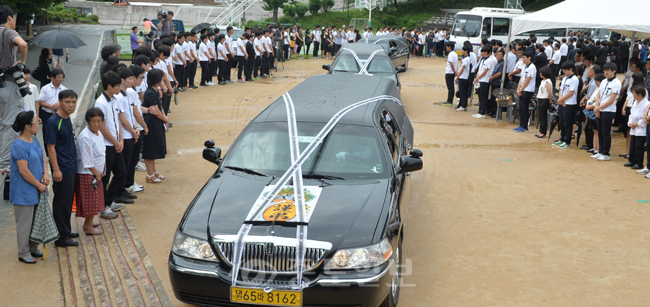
[56, 209, 171, 307]
[422, 12, 456, 28]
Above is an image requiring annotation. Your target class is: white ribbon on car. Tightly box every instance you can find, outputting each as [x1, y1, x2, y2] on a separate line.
[339, 48, 385, 76]
[230, 93, 404, 290]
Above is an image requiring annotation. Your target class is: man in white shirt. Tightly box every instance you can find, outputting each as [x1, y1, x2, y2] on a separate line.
[94, 71, 127, 219]
[313, 25, 321, 58]
[283, 27, 290, 61]
[37, 69, 67, 134]
[548, 43, 561, 88]
[443, 42, 458, 106]
[208, 31, 218, 78]
[544, 39, 553, 59]
[455, 46, 472, 111]
[362, 27, 371, 39]
[592, 63, 622, 160]
[333, 27, 342, 54]
[198, 34, 212, 86]
[508, 47, 525, 87]
[225, 26, 234, 83]
[182, 33, 196, 89]
[22, 69, 39, 116]
[473, 46, 495, 118]
[236, 32, 248, 82]
[253, 31, 264, 79]
[347, 27, 356, 43]
[559, 38, 569, 65]
[515, 50, 536, 132]
[555, 61, 579, 148]
[173, 33, 187, 91]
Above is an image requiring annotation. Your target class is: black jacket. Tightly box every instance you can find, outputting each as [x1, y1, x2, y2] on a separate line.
[596, 46, 608, 63]
[533, 52, 547, 71]
[245, 41, 255, 62]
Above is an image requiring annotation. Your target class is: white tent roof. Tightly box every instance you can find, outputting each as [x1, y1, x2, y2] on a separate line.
[512, 0, 650, 39]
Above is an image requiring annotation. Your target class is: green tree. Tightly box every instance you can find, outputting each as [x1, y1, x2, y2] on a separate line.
[320, 0, 335, 14]
[283, 4, 296, 18]
[262, 0, 289, 23]
[308, 0, 321, 15]
[3, 0, 67, 24]
[343, 0, 354, 17]
[295, 3, 309, 18]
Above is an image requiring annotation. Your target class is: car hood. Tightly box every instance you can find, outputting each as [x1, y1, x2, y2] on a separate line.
[198, 171, 390, 249]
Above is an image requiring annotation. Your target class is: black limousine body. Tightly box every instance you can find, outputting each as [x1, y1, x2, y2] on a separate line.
[169, 74, 423, 307]
[322, 44, 405, 90]
[357, 35, 410, 71]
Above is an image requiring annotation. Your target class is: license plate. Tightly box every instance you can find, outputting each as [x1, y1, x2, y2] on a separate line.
[231, 286, 302, 306]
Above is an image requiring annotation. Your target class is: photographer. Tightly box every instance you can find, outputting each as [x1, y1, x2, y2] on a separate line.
[160, 11, 174, 35]
[0, 5, 29, 186]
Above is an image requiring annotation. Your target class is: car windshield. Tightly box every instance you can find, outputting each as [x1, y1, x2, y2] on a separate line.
[366, 55, 394, 74]
[331, 52, 361, 73]
[451, 14, 482, 38]
[225, 122, 388, 179]
[590, 29, 612, 40]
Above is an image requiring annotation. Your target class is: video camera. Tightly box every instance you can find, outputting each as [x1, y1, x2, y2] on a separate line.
[0, 63, 31, 97]
[157, 10, 167, 21]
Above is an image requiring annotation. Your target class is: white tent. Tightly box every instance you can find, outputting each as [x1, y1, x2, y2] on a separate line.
[511, 0, 650, 39]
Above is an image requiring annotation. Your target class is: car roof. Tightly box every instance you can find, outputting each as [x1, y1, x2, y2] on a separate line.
[253, 74, 400, 126]
[339, 43, 386, 56]
[359, 35, 406, 43]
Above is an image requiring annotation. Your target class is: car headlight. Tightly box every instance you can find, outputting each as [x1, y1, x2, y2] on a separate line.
[326, 238, 393, 270]
[172, 232, 218, 262]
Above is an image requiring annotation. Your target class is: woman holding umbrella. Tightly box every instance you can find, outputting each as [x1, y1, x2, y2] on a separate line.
[10, 111, 49, 264]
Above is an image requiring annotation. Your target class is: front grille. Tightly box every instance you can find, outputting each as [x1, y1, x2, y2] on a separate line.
[214, 235, 332, 274]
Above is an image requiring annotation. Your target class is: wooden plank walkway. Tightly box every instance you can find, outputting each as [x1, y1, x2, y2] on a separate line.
[56, 209, 172, 307]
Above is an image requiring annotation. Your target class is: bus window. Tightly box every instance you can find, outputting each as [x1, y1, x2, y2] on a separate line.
[482, 18, 492, 38]
[492, 18, 509, 36]
[451, 14, 482, 38]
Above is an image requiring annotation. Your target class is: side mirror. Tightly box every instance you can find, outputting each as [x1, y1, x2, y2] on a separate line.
[397, 67, 406, 74]
[322, 64, 331, 71]
[202, 139, 222, 165]
[397, 149, 423, 175]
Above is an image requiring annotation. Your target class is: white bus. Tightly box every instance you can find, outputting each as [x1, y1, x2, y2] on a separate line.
[449, 7, 573, 54]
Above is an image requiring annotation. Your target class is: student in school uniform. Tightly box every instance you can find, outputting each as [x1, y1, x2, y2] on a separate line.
[244, 34, 256, 81]
[198, 34, 212, 87]
[443, 42, 457, 106]
[559, 38, 568, 66]
[625, 85, 650, 169]
[261, 29, 270, 78]
[216, 34, 229, 85]
[125, 65, 147, 195]
[182, 33, 197, 89]
[236, 32, 247, 82]
[189, 33, 200, 85]
[548, 43, 561, 88]
[225, 27, 234, 83]
[253, 31, 264, 80]
[114, 67, 140, 203]
[473, 46, 495, 119]
[313, 25, 321, 58]
[591, 62, 622, 161]
[455, 45, 471, 111]
[553, 61, 579, 149]
[93, 72, 128, 219]
[172, 33, 187, 91]
[515, 50, 536, 133]
[209, 31, 219, 78]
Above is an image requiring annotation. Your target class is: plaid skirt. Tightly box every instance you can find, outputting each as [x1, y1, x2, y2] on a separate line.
[75, 174, 104, 217]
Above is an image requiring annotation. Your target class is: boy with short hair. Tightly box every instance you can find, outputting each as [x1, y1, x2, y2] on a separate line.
[515, 50, 536, 132]
[591, 62, 621, 161]
[473, 46, 495, 119]
[443, 42, 457, 106]
[172, 33, 187, 91]
[455, 45, 471, 111]
[554, 61, 579, 148]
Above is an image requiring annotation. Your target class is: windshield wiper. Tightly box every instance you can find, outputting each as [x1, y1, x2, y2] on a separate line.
[302, 173, 345, 180]
[223, 166, 268, 177]
[334, 69, 354, 73]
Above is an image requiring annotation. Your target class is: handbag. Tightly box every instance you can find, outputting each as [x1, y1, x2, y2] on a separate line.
[290, 40, 296, 48]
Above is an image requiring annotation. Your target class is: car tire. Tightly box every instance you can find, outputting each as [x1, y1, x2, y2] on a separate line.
[402, 57, 409, 71]
[380, 237, 403, 307]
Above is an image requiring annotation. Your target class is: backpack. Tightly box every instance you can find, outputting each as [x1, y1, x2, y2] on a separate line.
[32, 64, 46, 83]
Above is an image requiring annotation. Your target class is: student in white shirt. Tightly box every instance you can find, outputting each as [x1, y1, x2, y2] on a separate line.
[536, 67, 554, 138]
[216, 34, 229, 85]
[22, 69, 39, 118]
[252, 31, 264, 79]
[225, 26, 234, 82]
[94, 71, 126, 218]
[455, 46, 472, 111]
[125, 65, 148, 194]
[473, 46, 495, 118]
[198, 34, 212, 87]
[554, 61, 579, 148]
[182, 33, 196, 89]
[444, 42, 458, 106]
[548, 43, 561, 88]
[626, 85, 650, 169]
[236, 33, 248, 82]
[559, 38, 569, 65]
[515, 50, 536, 132]
[37, 69, 67, 131]
[114, 67, 142, 199]
[313, 25, 322, 58]
[208, 31, 218, 78]
[592, 63, 621, 160]
[173, 33, 187, 91]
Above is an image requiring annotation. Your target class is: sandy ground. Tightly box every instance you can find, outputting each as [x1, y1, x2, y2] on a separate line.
[4, 54, 650, 306]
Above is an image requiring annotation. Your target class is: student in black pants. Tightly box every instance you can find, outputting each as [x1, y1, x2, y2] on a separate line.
[44, 89, 79, 247]
[443, 42, 457, 105]
[555, 61, 579, 148]
[593, 62, 622, 161]
[455, 46, 471, 111]
[626, 86, 649, 169]
[515, 51, 537, 132]
[473, 46, 493, 118]
[244, 34, 255, 81]
[216, 34, 229, 85]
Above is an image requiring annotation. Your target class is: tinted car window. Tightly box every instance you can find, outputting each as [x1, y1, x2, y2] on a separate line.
[366, 56, 395, 74]
[332, 52, 361, 73]
[225, 122, 388, 179]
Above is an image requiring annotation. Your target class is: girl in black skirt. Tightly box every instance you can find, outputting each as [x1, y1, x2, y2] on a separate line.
[141, 69, 168, 183]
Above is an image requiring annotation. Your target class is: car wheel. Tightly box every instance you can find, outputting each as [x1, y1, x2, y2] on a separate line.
[380, 238, 403, 307]
[402, 57, 409, 71]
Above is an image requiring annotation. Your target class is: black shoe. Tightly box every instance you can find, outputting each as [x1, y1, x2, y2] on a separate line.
[624, 162, 634, 167]
[587, 149, 596, 154]
[122, 191, 137, 199]
[580, 145, 591, 150]
[55, 238, 79, 247]
[114, 196, 134, 204]
[190, 85, 198, 89]
[619, 154, 629, 158]
[631, 164, 643, 170]
[69, 232, 79, 238]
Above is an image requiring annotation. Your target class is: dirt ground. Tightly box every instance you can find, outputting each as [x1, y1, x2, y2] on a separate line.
[4, 54, 650, 306]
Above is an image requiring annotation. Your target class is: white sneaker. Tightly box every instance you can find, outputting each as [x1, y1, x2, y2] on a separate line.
[590, 153, 602, 159]
[135, 162, 146, 172]
[100, 208, 118, 219]
[472, 114, 480, 118]
[597, 155, 611, 161]
[110, 202, 125, 211]
[474, 114, 486, 119]
[207, 81, 216, 86]
[645, 173, 650, 179]
[127, 185, 143, 194]
[133, 182, 144, 190]
[456, 107, 466, 111]
[636, 167, 650, 174]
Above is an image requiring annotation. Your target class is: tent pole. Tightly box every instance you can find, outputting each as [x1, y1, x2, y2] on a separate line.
[500, 22, 513, 90]
[628, 31, 636, 71]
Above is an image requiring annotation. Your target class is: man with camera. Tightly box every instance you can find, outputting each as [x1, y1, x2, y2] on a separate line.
[0, 5, 29, 191]
[160, 11, 174, 35]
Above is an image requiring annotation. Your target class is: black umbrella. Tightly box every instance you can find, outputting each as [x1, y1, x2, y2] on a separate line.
[547, 111, 559, 141]
[191, 23, 212, 34]
[575, 120, 583, 147]
[32, 29, 86, 49]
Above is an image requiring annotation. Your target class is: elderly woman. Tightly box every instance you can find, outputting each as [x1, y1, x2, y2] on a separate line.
[10, 111, 49, 264]
[75, 108, 106, 235]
